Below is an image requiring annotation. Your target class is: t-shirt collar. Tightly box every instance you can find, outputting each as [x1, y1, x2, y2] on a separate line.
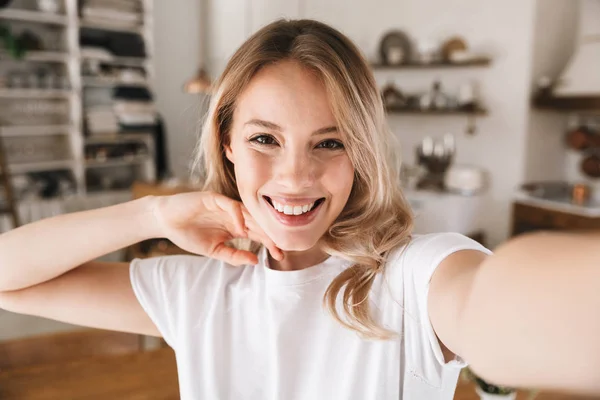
[258, 246, 350, 287]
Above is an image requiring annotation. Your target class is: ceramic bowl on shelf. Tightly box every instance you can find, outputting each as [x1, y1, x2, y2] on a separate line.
[444, 164, 487, 195]
[378, 30, 412, 65]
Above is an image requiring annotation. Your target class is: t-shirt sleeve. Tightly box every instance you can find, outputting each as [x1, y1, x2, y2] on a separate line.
[130, 256, 179, 348]
[129, 254, 213, 349]
[398, 232, 492, 381]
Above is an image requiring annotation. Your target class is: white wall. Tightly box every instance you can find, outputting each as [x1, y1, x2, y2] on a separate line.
[153, 0, 209, 179]
[205, 0, 538, 246]
[524, 0, 579, 183]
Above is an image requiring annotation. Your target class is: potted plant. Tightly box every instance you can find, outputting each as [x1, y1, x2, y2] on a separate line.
[463, 367, 540, 400]
[462, 367, 523, 400]
[0, 23, 25, 59]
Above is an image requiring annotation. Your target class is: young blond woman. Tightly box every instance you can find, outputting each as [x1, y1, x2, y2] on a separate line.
[0, 19, 598, 400]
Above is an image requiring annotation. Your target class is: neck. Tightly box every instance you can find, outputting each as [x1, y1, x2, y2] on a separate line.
[268, 246, 330, 271]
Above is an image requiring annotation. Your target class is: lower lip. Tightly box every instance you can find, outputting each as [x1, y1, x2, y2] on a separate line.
[263, 197, 324, 227]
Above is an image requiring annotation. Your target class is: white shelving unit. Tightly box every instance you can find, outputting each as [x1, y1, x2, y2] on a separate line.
[79, 0, 156, 195]
[86, 155, 150, 169]
[0, 7, 69, 25]
[0, 124, 72, 136]
[0, 0, 156, 229]
[82, 76, 149, 88]
[0, 49, 70, 62]
[9, 159, 76, 174]
[79, 20, 145, 34]
[0, 88, 72, 98]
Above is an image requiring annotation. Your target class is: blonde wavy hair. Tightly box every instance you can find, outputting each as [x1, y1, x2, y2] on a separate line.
[194, 19, 413, 339]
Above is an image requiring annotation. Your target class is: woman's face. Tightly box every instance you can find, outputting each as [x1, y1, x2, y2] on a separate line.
[225, 60, 355, 252]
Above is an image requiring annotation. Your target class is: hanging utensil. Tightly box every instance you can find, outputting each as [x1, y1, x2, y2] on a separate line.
[580, 153, 600, 178]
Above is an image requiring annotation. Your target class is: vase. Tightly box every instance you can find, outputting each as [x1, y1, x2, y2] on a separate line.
[476, 387, 517, 400]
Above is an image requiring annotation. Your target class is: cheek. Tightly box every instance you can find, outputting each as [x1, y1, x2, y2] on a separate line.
[233, 150, 272, 195]
[323, 155, 355, 200]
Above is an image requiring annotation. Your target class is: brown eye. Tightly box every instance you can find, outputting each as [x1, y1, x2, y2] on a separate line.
[316, 140, 344, 150]
[250, 135, 277, 145]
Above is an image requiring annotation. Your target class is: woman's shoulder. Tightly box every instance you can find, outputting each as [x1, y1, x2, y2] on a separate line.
[380, 232, 492, 305]
[385, 232, 492, 268]
[132, 253, 215, 271]
[130, 253, 248, 288]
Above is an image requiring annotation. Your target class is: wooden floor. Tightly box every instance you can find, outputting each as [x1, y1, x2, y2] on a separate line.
[0, 348, 179, 400]
[455, 381, 600, 400]
[0, 345, 597, 399]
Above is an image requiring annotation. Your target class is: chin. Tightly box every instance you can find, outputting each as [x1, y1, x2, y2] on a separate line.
[270, 231, 321, 252]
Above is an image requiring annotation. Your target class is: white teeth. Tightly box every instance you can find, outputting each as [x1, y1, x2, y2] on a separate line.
[270, 199, 319, 215]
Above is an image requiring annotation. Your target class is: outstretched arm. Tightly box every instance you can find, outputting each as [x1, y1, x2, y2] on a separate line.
[429, 231, 600, 395]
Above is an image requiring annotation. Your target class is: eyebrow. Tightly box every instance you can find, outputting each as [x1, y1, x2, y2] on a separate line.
[244, 119, 338, 135]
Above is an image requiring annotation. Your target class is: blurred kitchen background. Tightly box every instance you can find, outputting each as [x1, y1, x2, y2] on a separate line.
[0, 0, 599, 399]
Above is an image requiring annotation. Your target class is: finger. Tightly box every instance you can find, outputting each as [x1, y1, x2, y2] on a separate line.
[243, 215, 283, 260]
[242, 211, 284, 261]
[241, 209, 268, 238]
[215, 196, 247, 237]
[245, 230, 284, 261]
[212, 242, 258, 266]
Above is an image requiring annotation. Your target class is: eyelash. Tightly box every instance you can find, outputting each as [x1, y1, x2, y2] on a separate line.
[248, 135, 344, 150]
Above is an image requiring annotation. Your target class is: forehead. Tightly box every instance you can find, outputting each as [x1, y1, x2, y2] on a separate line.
[234, 60, 337, 129]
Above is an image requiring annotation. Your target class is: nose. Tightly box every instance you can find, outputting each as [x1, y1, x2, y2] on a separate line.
[274, 149, 316, 190]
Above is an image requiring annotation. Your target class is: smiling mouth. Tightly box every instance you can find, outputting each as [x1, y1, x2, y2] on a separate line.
[263, 196, 325, 215]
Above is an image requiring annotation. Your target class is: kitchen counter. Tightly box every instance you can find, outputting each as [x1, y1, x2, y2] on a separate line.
[514, 190, 600, 218]
[404, 189, 485, 235]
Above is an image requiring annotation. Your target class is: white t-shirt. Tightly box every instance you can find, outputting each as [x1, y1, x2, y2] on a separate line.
[130, 232, 492, 400]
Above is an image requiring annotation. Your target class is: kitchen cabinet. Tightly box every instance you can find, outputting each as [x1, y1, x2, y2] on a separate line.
[511, 202, 600, 237]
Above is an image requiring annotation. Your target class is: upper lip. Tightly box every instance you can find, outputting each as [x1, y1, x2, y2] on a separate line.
[264, 195, 324, 206]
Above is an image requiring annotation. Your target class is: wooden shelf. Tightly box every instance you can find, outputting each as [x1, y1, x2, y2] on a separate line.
[0, 89, 72, 99]
[85, 156, 150, 169]
[9, 159, 75, 174]
[533, 95, 600, 112]
[82, 55, 148, 68]
[385, 106, 488, 116]
[83, 77, 148, 88]
[371, 58, 491, 70]
[0, 124, 72, 137]
[0, 50, 71, 63]
[85, 133, 152, 145]
[85, 188, 132, 197]
[79, 20, 145, 34]
[0, 8, 68, 25]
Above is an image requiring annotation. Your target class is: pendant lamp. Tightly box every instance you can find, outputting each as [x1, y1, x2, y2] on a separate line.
[183, 67, 212, 94]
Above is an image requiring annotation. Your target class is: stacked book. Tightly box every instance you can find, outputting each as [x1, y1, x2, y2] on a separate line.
[86, 106, 119, 136]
